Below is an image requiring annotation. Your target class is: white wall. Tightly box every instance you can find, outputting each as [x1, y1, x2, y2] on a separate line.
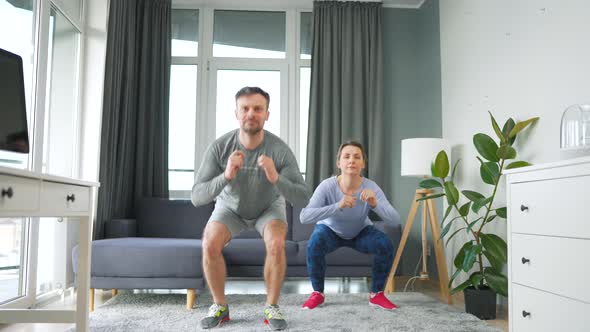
[439, 0, 590, 290]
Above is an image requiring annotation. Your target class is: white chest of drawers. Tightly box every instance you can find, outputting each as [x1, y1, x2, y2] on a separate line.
[505, 157, 590, 332]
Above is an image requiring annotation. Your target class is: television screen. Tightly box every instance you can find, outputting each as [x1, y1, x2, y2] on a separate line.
[0, 48, 30, 154]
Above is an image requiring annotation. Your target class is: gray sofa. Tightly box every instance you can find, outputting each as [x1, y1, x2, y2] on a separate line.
[73, 198, 402, 310]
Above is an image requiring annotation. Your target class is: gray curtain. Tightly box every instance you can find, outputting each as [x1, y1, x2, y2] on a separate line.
[305, 1, 385, 194]
[95, 0, 171, 239]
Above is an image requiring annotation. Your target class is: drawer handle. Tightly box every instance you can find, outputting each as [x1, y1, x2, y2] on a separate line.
[66, 194, 76, 202]
[1, 187, 13, 199]
[522, 310, 531, 318]
[521, 257, 530, 264]
[520, 204, 529, 212]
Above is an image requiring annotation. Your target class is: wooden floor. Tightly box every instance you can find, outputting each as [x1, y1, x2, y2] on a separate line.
[0, 277, 508, 331]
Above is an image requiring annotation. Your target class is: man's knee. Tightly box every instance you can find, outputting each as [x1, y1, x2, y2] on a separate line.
[263, 221, 287, 256]
[202, 222, 230, 257]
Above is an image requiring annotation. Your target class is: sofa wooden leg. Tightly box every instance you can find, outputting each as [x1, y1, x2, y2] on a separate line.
[187, 289, 196, 310]
[89, 288, 95, 312]
[112, 289, 118, 296]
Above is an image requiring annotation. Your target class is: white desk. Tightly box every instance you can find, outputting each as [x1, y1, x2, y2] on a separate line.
[0, 165, 99, 331]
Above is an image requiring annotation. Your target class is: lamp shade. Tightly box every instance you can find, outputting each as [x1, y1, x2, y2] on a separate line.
[401, 138, 451, 177]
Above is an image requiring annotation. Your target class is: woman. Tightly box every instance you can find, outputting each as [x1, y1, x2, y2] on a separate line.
[300, 141, 401, 310]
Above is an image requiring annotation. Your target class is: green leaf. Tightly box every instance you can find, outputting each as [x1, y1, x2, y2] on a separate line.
[446, 227, 467, 246]
[454, 242, 473, 269]
[509, 117, 540, 139]
[449, 268, 462, 288]
[440, 216, 462, 233]
[485, 215, 497, 224]
[469, 272, 484, 289]
[416, 193, 445, 202]
[466, 217, 483, 232]
[434, 150, 450, 178]
[451, 159, 461, 182]
[483, 250, 503, 271]
[479, 160, 500, 185]
[442, 205, 453, 225]
[496, 207, 507, 219]
[472, 197, 492, 213]
[440, 216, 463, 239]
[463, 244, 482, 272]
[444, 181, 460, 205]
[459, 202, 472, 217]
[473, 133, 500, 162]
[430, 162, 436, 177]
[450, 279, 473, 295]
[502, 118, 516, 146]
[484, 267, 508, 297]
[497, 145, 517, 160]
[419, 179, 442, 189]
[480, 233, 507, 263]
[462, 190, 485, 202]
[489, 111, 505, 144]
[506, 161, 532, 170]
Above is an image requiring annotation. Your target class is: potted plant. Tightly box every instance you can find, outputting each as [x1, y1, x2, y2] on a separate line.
[418, 112, 539, 319]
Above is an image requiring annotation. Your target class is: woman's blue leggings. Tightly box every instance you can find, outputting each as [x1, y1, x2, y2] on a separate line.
[306, 224, 394, 293]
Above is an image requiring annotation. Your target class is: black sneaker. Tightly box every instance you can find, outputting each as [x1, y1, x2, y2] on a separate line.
[199, 303, 230, 329]
[263, 304, 287, 330]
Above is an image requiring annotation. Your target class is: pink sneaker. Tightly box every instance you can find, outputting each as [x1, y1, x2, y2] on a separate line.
[302, 291, 325, 310]
[369, 292, 398, 310]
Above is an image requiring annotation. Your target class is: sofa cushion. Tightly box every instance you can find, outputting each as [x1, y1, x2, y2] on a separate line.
[80, 238, 203, 278]
[291, 206, 316, 241]
[223, 239, 298, 265]
[136, 199, 214, 239]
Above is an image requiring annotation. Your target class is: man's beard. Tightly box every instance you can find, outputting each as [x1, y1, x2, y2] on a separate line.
[241, 123, 263, 135]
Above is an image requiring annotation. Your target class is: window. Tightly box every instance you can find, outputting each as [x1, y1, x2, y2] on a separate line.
[169, 9, 199, 196]
[42, 6, 81, 177]
[299, 12, 312, 175]
[172, 9, 199, 57]
[169, 65, 197, 192]
[0, 0, 35, 169]
[299, 67, 310, 174]
[0, 0, 85, 309]
[213, 10, 286, 58]
[37, 5, 81, 297]
[169, 8, 312, 195]
[0, 218, 27, 304]
[300, 12, 312, 60]
[0, 0, 35, 306]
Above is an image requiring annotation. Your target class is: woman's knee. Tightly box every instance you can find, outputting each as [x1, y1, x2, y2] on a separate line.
[373, 237, 394, 256]
[308, 230, 331, 253]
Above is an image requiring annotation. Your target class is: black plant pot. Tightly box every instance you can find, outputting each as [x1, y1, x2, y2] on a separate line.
[463, 286, 496, 320]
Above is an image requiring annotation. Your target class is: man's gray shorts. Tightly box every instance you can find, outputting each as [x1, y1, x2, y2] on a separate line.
[208, 198, 287, 238]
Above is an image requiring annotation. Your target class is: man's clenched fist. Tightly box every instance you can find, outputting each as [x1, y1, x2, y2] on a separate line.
[224, 150, 244, 181]
[257, 154, 279, 184]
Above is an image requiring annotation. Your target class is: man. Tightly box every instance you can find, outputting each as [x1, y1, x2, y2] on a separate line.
[191, 86, 311, 330]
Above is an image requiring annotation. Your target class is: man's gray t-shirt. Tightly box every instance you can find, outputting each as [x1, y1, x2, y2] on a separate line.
[191, 129, 311, 219]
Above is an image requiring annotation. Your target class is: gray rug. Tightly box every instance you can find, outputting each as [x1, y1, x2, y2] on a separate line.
[73, 293, 501, 332]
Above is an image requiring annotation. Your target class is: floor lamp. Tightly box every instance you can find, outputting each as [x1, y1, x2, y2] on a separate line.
[384, 138, 452, 304]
